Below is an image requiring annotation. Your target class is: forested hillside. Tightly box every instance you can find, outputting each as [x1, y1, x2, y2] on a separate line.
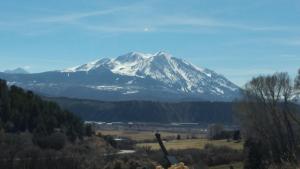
[48, 97, 235, 124]
[0, 79, 84, 141]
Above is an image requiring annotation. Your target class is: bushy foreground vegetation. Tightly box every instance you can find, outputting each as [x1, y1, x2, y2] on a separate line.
[134, 143, 243, 169]
[0, 133, 108, 169]
[0, 132, 158, 169]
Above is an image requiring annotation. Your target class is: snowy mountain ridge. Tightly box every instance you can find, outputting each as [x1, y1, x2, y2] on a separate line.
[0, 51, 241, 101]
[62, 51, 239, 95]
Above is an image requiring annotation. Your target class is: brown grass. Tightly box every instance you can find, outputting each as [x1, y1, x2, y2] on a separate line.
[98, 129, 242, 151]
[136, 139, 243, 150]
[98, 130, 204, 141]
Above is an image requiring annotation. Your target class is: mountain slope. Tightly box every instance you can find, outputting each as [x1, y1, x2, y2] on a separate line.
[0, 52, 240, 101]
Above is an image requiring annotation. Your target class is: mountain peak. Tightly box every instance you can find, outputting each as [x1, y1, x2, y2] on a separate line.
[152, 51, 171, 61]
[154, 51, 171, 57]
[2, 51, 240, 101]
[4, 68, 29, 74]
[60, 51, 239, 98]
[115, 52, 148, 63]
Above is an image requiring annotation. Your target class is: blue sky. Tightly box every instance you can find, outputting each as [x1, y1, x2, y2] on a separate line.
[0, 0, 299, 86]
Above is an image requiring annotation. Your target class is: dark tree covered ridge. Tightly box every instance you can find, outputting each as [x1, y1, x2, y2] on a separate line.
[47, 97, 235, 124]
[296, 69, 300, 89]
[0, 79, 83, 140]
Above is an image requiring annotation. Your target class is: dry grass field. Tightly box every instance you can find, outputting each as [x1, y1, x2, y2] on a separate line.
[98, 130, 204, 142]
[136, 138, 243, 150]
[98, 129, 242, 150]
[99, 129, 244, 168]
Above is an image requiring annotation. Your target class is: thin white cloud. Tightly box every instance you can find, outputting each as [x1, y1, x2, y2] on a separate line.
[83, 24, 145, 33]
[69, 15, 299, 35]
[1, 1, 299, 35]
[153, 16, 298, 32]
[32, 6, 133, 23]
[75, 14, 300, 34]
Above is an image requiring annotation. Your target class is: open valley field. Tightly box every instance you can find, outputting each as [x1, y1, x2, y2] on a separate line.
[99, 129, 243, 151]
[137, 138, 243, 150]
[99, 130, 205, 142]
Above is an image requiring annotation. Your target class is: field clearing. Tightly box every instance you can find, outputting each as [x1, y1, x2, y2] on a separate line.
[137, 139, 243, 150]
[99, 129, 242, 151]
[209, 162, 243, 169]
[98, 130, 204, 141]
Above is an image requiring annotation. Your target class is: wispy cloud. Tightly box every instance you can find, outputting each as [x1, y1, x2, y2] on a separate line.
[67, 15, 299, 35]
[81, 24, 150, 33]
[152, 16, 298, 32]
[73, 14, 300, 34]
[1, 1, 299, 35]
[32, 6, 132, 23]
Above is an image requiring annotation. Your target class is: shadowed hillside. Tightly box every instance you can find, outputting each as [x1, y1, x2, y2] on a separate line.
[47, 97, 235, 124]
[0, 79, 84, 141]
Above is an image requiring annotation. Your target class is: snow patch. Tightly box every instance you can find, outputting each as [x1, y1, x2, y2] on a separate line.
[88, 85, 123, 91]
[123, 90, 139, 95]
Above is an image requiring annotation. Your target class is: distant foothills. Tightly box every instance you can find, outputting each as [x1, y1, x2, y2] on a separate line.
[0, 52, 241, 102]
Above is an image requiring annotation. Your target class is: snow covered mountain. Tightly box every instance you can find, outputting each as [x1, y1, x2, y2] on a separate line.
[0, 52, 240, 101]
